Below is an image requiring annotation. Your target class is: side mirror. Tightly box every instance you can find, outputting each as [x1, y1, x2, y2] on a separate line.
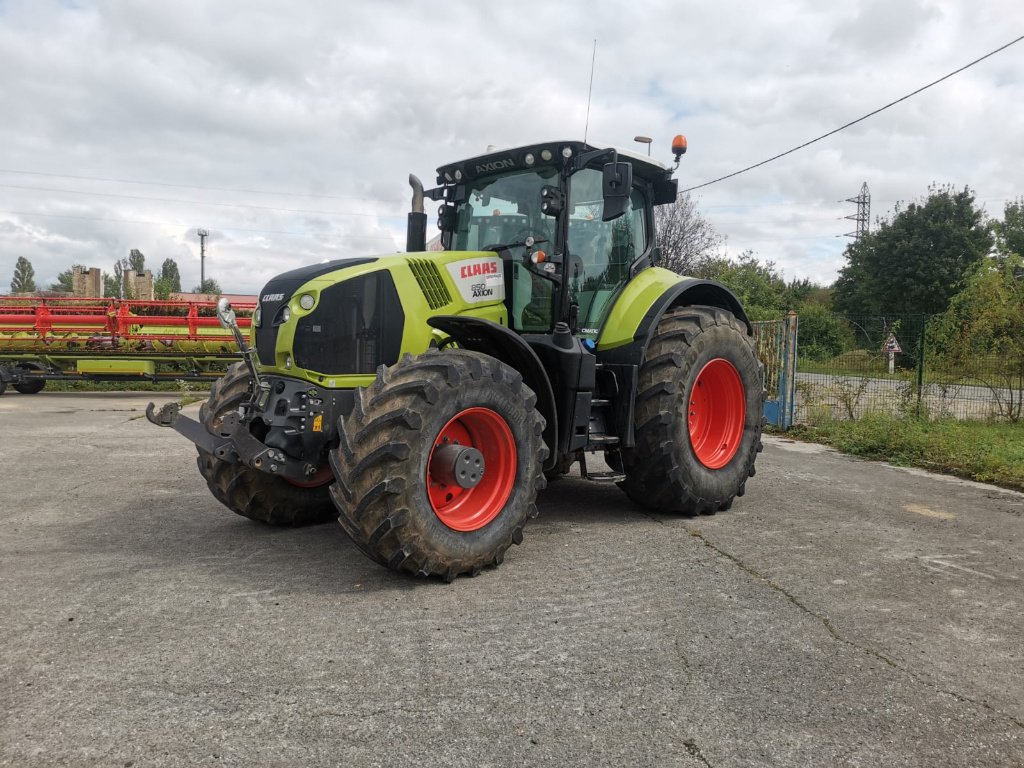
[216, 297, 237, 331]
[602, 161, 633, 222]
[652, 178, 678, 205]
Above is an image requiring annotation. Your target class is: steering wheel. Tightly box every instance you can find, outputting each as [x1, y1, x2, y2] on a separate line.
[483, 230, 549, 256]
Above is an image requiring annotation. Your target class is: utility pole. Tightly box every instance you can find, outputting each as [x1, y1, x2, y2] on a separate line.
[197, 228, 209, 287]
[843, 183, 870, 239]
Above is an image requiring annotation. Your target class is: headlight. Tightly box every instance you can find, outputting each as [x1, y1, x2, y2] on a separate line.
[281, 306, 291, 323]
[299, 293, 315, 310]
[253, 305, 262, 327]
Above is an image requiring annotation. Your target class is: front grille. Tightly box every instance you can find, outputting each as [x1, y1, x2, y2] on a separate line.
[254, 257, 377, 367]
[292, 271, 404, 375]
[408, 258, 453, 310]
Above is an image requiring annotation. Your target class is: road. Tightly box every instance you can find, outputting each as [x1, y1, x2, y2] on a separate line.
[1, 392, 1022, 767]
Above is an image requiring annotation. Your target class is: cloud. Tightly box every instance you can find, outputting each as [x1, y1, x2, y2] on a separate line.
[1, 0, 1022, 293]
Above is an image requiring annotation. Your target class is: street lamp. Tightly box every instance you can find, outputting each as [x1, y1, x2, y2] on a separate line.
[197, 228, 209, 288]
[633, 135, 653, 156]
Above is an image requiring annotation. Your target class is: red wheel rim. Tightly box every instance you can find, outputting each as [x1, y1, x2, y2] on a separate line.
[284, 463, 334, 488]
[427, 407, 516, 532]
[687, 358, 746, 470]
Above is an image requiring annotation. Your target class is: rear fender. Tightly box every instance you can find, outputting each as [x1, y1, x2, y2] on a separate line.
[427, 315, 557, 470]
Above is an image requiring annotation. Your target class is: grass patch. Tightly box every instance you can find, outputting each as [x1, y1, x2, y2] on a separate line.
[788, 413, 1024, 492]
[39, 380, 205, 393]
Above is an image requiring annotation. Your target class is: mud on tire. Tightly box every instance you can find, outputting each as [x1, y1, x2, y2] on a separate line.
[329, 349, 547, 581]
[196, 362, 336, 526]
[620, 306, 764, 514]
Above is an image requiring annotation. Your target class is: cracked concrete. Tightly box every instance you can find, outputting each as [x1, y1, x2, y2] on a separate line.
[1, 395, 1022, 767]
[686, 527, 1024, 733]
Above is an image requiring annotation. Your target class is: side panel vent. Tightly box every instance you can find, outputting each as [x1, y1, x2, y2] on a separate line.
[408, 258, 453, 310]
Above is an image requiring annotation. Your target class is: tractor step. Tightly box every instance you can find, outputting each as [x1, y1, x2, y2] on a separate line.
[586, 434, 620, 449]
[581, 470, 626, 483]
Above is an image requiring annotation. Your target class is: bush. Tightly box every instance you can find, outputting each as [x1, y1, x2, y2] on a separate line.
[797, 305, 853, 361]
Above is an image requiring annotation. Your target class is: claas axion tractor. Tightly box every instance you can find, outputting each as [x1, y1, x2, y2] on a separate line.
[148, 136, 764, 580]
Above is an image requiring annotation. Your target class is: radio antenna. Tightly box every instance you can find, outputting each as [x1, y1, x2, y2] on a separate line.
[584, 39, 597, 142]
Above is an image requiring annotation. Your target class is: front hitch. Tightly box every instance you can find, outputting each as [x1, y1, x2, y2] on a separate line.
[146, 399, 321, 483]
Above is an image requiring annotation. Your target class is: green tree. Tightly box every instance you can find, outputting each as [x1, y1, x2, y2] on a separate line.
[796, 304, 854, 361]
[194, 278, 221, 294]
[930, 254, 1024, 421]
[10, 256, 36, 293]
[128, 248, 146, 274]
[159, 258, 182, 292]
[992, 198, 1024, 261]
[784, 278, 831, 310]
[833, 185, 992, 316]
[50, 264, 85, 293]
[104, 258, 134, 299]
[698, 250, 788, 318]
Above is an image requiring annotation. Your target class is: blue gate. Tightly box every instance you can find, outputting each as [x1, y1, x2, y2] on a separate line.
[752, 312, 798, 429]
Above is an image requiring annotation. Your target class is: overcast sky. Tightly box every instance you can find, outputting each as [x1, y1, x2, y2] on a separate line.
[1, 0, 1022, 294]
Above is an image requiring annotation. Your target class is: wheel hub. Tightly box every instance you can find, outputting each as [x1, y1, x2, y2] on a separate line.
[429, 444, 485, 489]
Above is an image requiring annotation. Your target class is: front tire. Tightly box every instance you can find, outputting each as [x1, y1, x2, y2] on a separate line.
[12, 363, 46, 394]
[196, 362, 336, 526]
[620, 306, 763, 514]
[329, 349, 547, 581]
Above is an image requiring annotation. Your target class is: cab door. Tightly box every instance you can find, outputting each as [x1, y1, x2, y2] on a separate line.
[566, 168, 650, 337]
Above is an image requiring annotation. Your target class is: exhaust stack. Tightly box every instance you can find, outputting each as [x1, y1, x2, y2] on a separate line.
[406, 174, 427, 252]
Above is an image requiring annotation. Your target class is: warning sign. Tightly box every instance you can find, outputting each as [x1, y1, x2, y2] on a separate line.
[882, 334, 902, 354]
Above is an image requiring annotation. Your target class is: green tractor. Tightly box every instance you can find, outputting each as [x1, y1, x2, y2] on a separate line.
[148, 137, 764, 580]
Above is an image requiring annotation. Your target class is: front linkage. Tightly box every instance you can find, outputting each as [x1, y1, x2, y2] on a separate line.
[147, 298, 329, 485]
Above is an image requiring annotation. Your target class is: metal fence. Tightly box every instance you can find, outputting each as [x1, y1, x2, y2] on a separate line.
[793, 313, 1024, 424]
[752, 313, 798, 428]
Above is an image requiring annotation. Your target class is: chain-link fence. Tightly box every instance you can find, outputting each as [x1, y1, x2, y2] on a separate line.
[794, 312, 1024, 423]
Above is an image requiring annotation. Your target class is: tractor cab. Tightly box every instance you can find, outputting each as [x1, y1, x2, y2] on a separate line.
[423, 141, 681, 340]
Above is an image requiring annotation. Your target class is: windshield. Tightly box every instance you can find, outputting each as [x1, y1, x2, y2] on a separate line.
[450, 168, 560, 333]
[451, 167, 558, 251]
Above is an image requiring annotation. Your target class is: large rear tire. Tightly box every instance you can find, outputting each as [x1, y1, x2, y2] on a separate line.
[196, 362, 336, 526]
[620, 306, 763, 514]
[329, 349, 547, 581]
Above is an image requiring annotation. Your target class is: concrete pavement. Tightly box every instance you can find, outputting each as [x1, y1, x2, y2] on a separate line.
[1, 392, 1021, 767]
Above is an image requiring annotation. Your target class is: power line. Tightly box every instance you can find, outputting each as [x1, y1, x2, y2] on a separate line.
[0, 208, 402, 240]
[682, 33, 1024, 193]
[0, 167, 367, 201]
[0, 182, 397, 217]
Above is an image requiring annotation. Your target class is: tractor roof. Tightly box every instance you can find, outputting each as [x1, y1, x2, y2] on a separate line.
[435, 140, 672, 186]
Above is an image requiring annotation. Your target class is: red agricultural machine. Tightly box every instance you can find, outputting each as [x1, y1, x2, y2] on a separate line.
[0, 295, 253, 394]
